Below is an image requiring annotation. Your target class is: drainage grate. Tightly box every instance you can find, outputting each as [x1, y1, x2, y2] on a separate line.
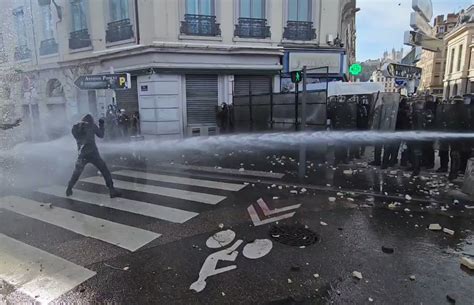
[269, 224, 318, 247]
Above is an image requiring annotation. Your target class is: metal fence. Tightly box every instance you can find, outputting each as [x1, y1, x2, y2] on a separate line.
[233, 89, 328, 132]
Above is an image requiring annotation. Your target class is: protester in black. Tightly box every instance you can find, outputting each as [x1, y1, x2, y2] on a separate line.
[66, 114, 121, 198]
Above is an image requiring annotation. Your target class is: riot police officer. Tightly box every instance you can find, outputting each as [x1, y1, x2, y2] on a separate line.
[448, 96, 471, 181]
[422, 95, 437, 169]
[410, 98, 425, 176]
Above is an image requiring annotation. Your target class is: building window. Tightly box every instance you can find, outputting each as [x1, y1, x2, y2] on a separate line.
[235, 0, 269, 38]
[470, 48, 474, 70]
[449, 48, 455, 74]
[438, 26, 445, 33]
[457, 44, 463, 72]
[283, 0, 316, 41]
[106, 0, 134, 42]
[12, 7, 31, 61]
[377, 78, 380, 82]
[39, 3, 58, 56]
[69, 0, 91, 49]
[181, 0, 220, 36]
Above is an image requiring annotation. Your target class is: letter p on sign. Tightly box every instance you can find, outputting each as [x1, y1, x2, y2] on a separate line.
[119, 76, 126, 88]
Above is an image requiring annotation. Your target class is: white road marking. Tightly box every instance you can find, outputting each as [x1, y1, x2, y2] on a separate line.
[0, 233, 95, 304]
[0, 196, 160, 252]
[81, 176, 226, 205]
[256, 198, 301, 216]
[247, 205, 296, 226]
[156, 163, 285, 179]
[113, 170, 246, 191]
[38, 186, 198, 224]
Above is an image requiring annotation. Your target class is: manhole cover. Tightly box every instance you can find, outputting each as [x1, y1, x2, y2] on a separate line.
[269, 224, 318, 247]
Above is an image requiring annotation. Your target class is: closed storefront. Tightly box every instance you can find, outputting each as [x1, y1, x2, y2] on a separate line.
[115, 76, 139, 114]
[185, 75, 219, 136]
[234, 75, 272, 96]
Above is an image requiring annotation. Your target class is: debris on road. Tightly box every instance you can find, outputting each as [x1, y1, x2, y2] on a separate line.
[368, 297, 374, 302]
[428, 224, 442, 231]
[461, 257, 474, 270]
[320, 221, 328, 226]
[409, 275, 416, 281]
[123, 266, 130, 271]
[446, 294, 457, 304]
[343, 169, 353, 175]
[290, 190, 298, 194]
[287, 278, 293, 284]
[442, 228, 455, 236]
[382, 246, 394, 254]
[313, 273, 320, 279]
[218, 223, 224, 229]
[405, 195, 412, 201]
[352, 271, 363, 280]
[328, 197, 336, 202]
[273, 196, 279, 200]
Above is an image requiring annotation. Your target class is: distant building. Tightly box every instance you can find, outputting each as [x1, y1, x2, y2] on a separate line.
[443, 5, 474, 99]
[382, 47, 404, 64]
[417, 13, 458, 97]
[369, 69, 398, 93]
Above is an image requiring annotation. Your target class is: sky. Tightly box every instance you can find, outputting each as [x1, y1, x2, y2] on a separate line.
[356, 0, 473, 61]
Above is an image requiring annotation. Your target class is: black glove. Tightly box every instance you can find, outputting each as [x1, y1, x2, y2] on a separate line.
[99, 118, 105, 126]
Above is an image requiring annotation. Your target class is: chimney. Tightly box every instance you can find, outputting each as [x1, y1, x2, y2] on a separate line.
[434, 15, 444, 26]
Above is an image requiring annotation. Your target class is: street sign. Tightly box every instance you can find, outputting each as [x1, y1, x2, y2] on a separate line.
[290, 70, 302, 83]
[410, 12, 434, 37]
[394, 78, 407, 88]
[404, 30, 443, 52]
[74, 73, 131, 90]
[349, 63, 363, 76]
[383, 63, 422, 80]
[412, 0, 433, 23]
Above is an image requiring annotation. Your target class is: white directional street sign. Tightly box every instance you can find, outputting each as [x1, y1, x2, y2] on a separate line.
[412, 0, 433, 23]
[410, 12, 434, 37]
[404, 30, 443, 52]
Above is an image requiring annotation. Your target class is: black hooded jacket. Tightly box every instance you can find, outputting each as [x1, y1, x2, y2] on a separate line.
[72, 114, 104, 155]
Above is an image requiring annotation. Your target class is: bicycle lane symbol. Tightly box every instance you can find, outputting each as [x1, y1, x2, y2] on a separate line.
[189, 229, 273, 292]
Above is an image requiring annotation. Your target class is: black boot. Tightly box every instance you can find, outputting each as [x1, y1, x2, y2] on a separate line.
[66, 187, 73, 197]
[109, 187, 122, 198]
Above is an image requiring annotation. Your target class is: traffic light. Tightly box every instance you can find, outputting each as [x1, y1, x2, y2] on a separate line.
[290, 70, 302, 83]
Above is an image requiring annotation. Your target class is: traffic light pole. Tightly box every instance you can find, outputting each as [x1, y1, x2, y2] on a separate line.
[294, 86, 299, 131]
[298, 66, 307, 179]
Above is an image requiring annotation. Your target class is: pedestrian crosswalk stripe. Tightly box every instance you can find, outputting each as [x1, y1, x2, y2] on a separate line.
[156, 163, 285, 179]
[81, 176, 226, 205]
[38, 186, 199, 224]
[113, 170, 247, 191]
[0, 233, 96, 304]
[0, 196, 161, 252]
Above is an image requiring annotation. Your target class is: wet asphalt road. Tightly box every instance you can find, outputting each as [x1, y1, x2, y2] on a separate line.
[1, 146, 474, 305]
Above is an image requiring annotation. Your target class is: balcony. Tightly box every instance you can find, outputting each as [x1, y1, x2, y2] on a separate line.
[283, 21, 316, 41]
[181, 14, 221, 37]
[106, 18, 134, 43]
[69, 29, 92, 50]
[234, 18, 270, 39]
[14, 45, 31, 61]
[39, 38, 58, 56]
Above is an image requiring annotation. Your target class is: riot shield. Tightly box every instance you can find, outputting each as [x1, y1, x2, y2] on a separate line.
[327, 95, 357, 130]
[370, 93, 400, 131]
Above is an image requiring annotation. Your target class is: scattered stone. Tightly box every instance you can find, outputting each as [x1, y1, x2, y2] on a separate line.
[404, 208, 410, 212]
[428, 224, 442, 231]
[273, 196, 279, 200]
[453, 199, 459, 204]
[320, 221, 328, 226]
[409, 275, 416, 281]
[123, 266, 130, 271]
[287, 278, 293, 284]
[221, 292, 226, 296]
[328, 197, 336, 202]
[271, 184, 276, 188]
[405, 194, 412, 201]
[441, 206, 448, 211]
[278, 186, 283, 190]
[238, 168, 245, 172]
[337, 192, 344, 196]
[352, 271, 363, 280]
[368, 297, 374, 302]
[290, 190, 298, 194]
[461, 257, 474, 270]
[313, 273, 320, 279]
[465, 205, 474, 209]
[243, 182, 249, 185]
[347, 198, 355, 202]
[218, 223, 224, 229]
[382, 246, 394, 254]
[79, 288, 86, 293]
[446, 294, 456, 304]
[390, 170, 398, 175]
[343, 169, 353, 175]
[300, 188, 307, 193]
[443, 228, 455, 236]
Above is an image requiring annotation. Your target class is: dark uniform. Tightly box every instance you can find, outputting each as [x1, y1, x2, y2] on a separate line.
[352, 96, 370, 158]
[448, 97, 471, 181]
[436, 101, 450, 172]
[421, 96, 437, 169]
[66, 114, 121, 198]
[382, 98, 410, 168]
[0, 119, 21, 130]
[327, 96, 357, 165]
[410, 99, 425, 176]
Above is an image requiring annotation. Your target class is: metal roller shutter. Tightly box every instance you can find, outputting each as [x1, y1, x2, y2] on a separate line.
[186, 75, 218, 125]
[115, 76, 139, 113]
[234, 75, 272, 97]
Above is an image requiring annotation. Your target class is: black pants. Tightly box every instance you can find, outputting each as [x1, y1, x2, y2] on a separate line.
[449, 150, 461, 180]
[373, 145, 382, 165]
[335, 146, 348, 164]
[422, 141, 435, 168]
[68, 152, 114, 189]
[382, 142, 400, 167]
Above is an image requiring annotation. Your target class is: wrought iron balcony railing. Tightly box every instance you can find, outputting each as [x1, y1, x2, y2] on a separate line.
[180, 14, 221, 36]
[14, 45, 31, 61]
[283, 21, 316, 41]
[106, 18, 134, 43]
[234, 18, 270, 39]
[69, 29, 92, 49]
[39, 38, 58, 56]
